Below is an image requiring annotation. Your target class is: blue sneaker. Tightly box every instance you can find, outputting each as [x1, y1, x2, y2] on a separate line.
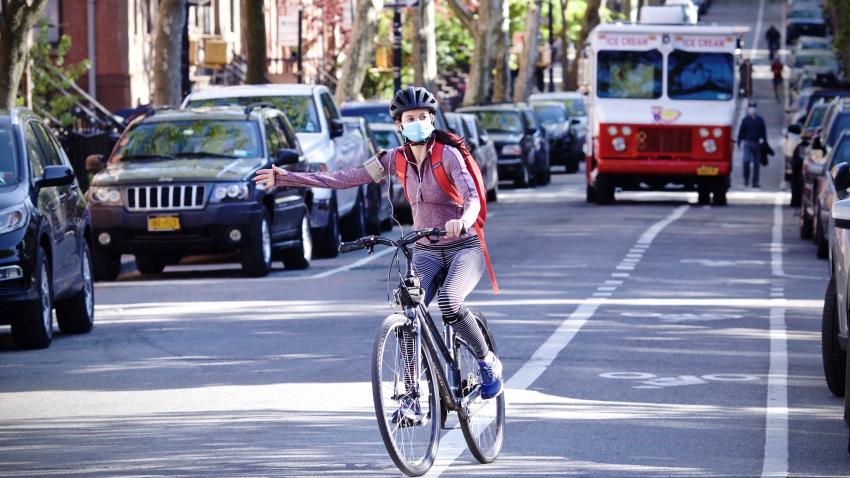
[478, 352, 504, 399]
[391, 396, 424, 427]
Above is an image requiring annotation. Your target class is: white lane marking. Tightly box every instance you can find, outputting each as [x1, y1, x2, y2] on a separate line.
[424, 206, 690, 477]
[307, 247, 396, 279]
[605, 280, 624, 285]
[762, 192, 788, 478]
[612, 272, 630, 278]
[750, 0, 766, 58]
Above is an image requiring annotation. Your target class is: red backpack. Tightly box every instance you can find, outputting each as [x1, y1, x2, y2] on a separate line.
[393, 130, 499, 294]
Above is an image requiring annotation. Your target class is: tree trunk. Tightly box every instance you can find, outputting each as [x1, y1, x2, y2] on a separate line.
[452, 0, 501, 106]
[491, 0, 511, 102]
[334, 0, 383, 104]
[560, 0, 570, 91]
[567, 0, 600, 90]
[513, 0, 543, 102]
[153, 0, 187, 106]
[0, 0, 49, 109]
[242, 0, 266, 84]
[412, 0, 437, 91]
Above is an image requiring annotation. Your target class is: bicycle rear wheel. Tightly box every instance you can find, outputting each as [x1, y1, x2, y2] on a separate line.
[455, 312, 505, 463]
[372, 314, 441, 477]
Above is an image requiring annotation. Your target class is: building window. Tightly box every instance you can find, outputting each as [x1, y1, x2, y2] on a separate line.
[43, 0, 61, 44]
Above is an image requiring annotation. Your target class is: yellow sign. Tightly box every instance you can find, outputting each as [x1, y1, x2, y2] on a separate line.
[147, 215, 180, 232]
[697, 166, 719, 176]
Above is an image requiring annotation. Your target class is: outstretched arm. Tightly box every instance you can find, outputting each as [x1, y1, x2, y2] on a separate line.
[254, 150, 394, 190]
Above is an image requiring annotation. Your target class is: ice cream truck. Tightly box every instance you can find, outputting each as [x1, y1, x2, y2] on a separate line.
[579, 23, 748, 205]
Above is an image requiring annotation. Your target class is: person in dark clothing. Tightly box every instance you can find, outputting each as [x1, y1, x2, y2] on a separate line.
[737, 101, 768, 188]
[766, 25, 780, 60]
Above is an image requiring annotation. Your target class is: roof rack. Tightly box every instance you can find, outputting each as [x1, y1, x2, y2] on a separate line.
[143, 105, 178, 118]
[244, 102, 277, 118]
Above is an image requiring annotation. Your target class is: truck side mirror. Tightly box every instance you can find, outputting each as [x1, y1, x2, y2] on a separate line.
[330, 118, 345, 138]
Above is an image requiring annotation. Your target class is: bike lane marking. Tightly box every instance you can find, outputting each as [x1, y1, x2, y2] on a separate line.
[423, 205, 690, 477]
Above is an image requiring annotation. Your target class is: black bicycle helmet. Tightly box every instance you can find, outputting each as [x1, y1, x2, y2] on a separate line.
[389, 86, 438, 120]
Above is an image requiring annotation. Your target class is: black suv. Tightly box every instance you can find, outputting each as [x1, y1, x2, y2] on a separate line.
[86, 105, 312, 280]
[0, 109, 95, 349]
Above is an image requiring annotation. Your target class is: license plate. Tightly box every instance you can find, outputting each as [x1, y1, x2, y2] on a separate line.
[697, 166, 719, 176]
[147, 215, 180, 231]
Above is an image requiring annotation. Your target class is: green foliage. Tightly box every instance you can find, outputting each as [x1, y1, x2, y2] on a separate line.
[436, 13, 474, 74]
[826, 0, 850, 77]
[28, 24, 90, 128]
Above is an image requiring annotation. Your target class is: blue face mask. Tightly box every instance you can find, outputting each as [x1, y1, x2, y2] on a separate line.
[400, 118, 435, 143]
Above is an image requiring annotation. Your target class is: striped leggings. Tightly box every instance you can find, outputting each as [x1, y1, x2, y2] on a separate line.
[409, 235, 490, 359]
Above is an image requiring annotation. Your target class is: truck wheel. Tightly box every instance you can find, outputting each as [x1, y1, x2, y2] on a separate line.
[595, 174, 614, 205]
[241, 211, 273, 277]
[283, 215, 313, 270]
[55, 242, 95, 334]
[822, 277, 846, 396]
[135, 254, 166, 275]
[585, 184, 595, 203]
[698, 185, 711, 205]
[11, 246, 53, 349]
[92, 247, 120, 281]
[815, 211, 829, 259]
[341, 190, 367, 241]
[313, 199, 341, 258]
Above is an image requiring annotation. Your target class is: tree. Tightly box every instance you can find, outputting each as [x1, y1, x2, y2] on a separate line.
[153, 0, 187, 106]
[30, 25, 90, 127]
[335, 0, 384, 104]
[491, 0, 512, 102]
[242, 0, 266, 84]
[560, 0, 571, 90]
[412, 0, 437, 91]
[513, 0, 543, 101]
[567, 0, 600, 89]
[0, 0, 49, 109]
[446, 0, 504, 105]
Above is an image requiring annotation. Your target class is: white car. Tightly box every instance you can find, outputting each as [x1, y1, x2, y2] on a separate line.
[184, 84, 368, 258]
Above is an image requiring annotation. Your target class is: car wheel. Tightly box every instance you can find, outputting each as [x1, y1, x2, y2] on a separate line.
[11, 246, 53, 349]
[341, 189, 367, 241]
[513, 162, 530, 188]
[313, 200, 341, 258]
[800, 201, 814, 240]
[537, 162, 551, 186]
[790, 178, 802, 208]
[92, 247, 120, 281]
[816, 211, 829, 259]
[241, 211, 273, 277]
[566, 156, 580, 174]
[283, 214, 312, 270]
[366, 185, 383, 235]
[487, 186, 498, 202]
[822, 277, 846, 396]
[55, 242, 95, 334]
[135, 254, 166, 275]
[595, 174, 615, 205]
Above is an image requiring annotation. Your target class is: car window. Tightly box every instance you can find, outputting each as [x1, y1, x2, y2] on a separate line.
[473, 111, 524, 134]
[0, 118, 20, 186]
[828, 114, 850, 147]
[264, 118, 284, 154]
[23, 124, 45, 177]
[831, 137, 850, 169]
[186, 96, 321, 133]
[523, 110, 539, 129]
[113, 119, 263, 161]
[31, 122, 62, 166]
[320, 92, 340, 126]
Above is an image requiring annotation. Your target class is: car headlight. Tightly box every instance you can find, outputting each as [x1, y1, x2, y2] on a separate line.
[501, 144, 523, 156]
[612, 137, 627, 152]
[211, 183, 250, 202]
[88, 186, 123, 206]
[702, 139, 717, 154]
[0, 204, 28, 235]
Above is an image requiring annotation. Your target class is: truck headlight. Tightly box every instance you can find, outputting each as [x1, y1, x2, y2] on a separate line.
[88, 186, 123, 206]
[211, 183, 250, 202]
[0, 204, 28, 235]
[501, 144, 523, 156]
[612, 137, 627, 152]
[702, 139, 717, 154]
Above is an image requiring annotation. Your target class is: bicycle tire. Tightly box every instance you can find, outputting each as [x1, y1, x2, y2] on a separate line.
[372, 314, 441, 477]
[455, 311, 505, 464]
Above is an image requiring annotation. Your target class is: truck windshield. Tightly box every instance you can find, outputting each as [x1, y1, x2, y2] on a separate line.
[474, 111, 524, 134]
[113, 120, 262, 162]
[186, 95, 321, 133]
[0, 118, 19, 186]
[597, 50, 662, 99]
[667, 50, 734, 100]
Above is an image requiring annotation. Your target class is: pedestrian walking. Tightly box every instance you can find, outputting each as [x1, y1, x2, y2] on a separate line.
[737, 101, 768, 188]
[771, 58, 783, 102]
[766, 25, 780, 60]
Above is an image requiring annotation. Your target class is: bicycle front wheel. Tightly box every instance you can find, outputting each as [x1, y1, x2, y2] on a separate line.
[455, 311, 505, 463]
[372, 314, 441, 477]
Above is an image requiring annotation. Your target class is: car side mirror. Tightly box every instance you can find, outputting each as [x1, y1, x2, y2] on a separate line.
[85, 154, 105, 173]
[787, 124, 802, 135]
[570, 118, 581, 125]
[274, 148, 301, 166]
[832, 162, 850, 196]
[479, 134, 489, 144]
[330, 118, 345, 138]
[37, 165, 75, 188]
[813, 136, 825, 150]
[527, 127, 537, 135]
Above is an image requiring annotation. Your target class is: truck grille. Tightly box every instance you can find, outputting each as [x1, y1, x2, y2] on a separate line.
[636, 127, 692, 154]
[125, 185, 206, 211]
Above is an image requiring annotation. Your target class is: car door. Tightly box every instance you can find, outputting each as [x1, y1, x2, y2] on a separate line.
[24, 121, 73, 293]
[320, 91, 358, 209]
[265, 117, 304, 239]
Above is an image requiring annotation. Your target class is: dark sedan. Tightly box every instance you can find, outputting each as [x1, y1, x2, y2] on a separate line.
[531, 101, 579, 173]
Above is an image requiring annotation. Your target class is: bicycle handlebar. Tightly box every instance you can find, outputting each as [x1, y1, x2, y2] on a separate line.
[338, 227, 456, 254]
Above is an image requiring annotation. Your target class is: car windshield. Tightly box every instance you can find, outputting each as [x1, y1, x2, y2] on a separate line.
[668, 51, 734, 100]
[831, 137, 850, 169]
[789, 9, 823, 19]
[796, 55, 837, 68]
[186, 95, 321, 133]
[805, 106, 827, 129]
[113, 119, 262, 162]
[0, 118, 19, 186]
[828, 114, 850, 146]
[341, 106, 393, 125]
[800, 39, 830, 49]
[597, 50, 663, 99]
[532, 105, 567, 124]
[371, 130, 402, 149]
[473, 111, 524, 134]
[561, 98, 587, 117]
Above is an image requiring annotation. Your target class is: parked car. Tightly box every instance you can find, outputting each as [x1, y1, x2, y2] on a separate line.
[531, 101, 580, 173]
[457, 104, 546, 188]
[341, 116, 393, 233]
[792, 35, 833, 59]
[364, 123, 409, 216]
[183, 84, 366, 258]
[785, 5, 827, 45]
[0, 108, 94, 349]
[445, 112, 499, 201]
[789, 51, 841, 86]
[340, 100, 451, 131]
[86, 105, 313, 280]
[787, 101, 828, 207]
[801, 98, 850, 257]
[528, 92, 587, 165]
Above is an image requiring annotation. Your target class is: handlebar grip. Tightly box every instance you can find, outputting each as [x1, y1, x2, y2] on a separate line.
[338, 242, 362, 254]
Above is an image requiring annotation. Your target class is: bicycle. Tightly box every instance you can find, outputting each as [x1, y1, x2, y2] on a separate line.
[339, 228, 505, 477]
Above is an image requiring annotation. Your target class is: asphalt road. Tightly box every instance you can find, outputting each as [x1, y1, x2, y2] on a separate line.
[2, 1, 848, 477]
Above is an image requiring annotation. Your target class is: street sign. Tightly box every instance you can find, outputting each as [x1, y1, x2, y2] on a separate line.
[278, 13, 299, 47]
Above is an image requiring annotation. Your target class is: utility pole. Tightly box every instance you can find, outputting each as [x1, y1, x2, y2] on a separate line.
[548, 0, 554, 92]
[385, 0, 418, 93]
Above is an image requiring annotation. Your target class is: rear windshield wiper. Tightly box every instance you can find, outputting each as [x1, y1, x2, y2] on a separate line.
[173, 151, 239, 159]
[119, 153, 174, 161]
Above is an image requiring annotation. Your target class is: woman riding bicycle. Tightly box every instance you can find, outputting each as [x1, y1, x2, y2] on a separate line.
[254, 86, 504, 406]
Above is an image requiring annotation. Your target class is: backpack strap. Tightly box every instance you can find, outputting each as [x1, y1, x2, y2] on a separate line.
[394, 148, 410, 204]
[430, 143, 500, 295]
